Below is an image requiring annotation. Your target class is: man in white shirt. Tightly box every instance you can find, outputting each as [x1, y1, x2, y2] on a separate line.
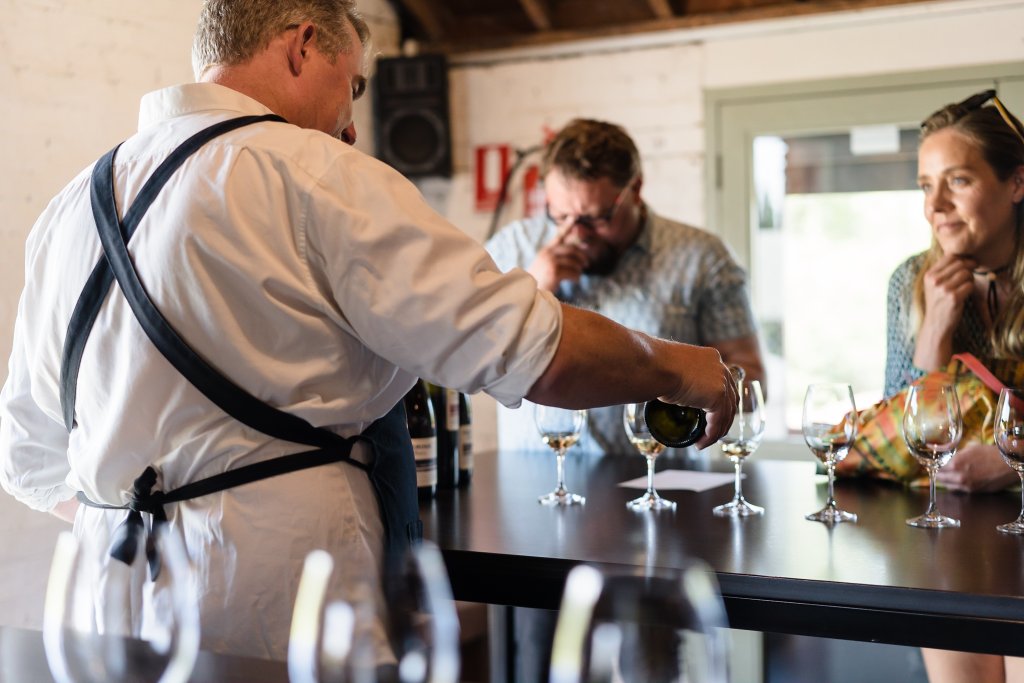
[0, 0, 735, 662]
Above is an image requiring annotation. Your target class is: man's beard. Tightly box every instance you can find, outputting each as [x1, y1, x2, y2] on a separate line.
[582, 242, 622, 276]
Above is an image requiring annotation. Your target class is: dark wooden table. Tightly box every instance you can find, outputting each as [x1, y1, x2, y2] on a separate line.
[421, 448, 1024, 657]
[0, 625, 288, 683]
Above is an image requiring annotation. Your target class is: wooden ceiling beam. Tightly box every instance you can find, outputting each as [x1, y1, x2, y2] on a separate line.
[518, 0, 554, 31]
[395, 0, 448, 43]
[438, 0, 936, 54]
[646, 0, 676, 19]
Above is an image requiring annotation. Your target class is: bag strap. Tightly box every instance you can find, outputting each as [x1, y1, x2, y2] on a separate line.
[951, 352, 1008, 395]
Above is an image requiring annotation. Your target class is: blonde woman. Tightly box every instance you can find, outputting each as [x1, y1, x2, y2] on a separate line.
[885, 90, 1024, 682]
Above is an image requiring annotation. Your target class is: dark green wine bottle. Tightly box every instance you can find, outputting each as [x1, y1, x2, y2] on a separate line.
[457, 392, 473, 487]
[644, 400, 707, 448]
[404, 380, 437, 500]
[427, 384, 460, 489]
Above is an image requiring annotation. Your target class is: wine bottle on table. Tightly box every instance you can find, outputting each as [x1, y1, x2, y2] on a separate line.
[428, 384, 460, 489]
[403, 380, 437, 500]
[457, 392, 473, 487]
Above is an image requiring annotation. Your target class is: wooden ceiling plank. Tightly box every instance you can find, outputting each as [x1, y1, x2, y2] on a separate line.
[646, 0, 676, 19]
[517, 0, 554, 31]
[439, 0, 937, 54]
[395, 0, 448, 42]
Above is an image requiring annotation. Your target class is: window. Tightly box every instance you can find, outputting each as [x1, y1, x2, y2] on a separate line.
[707, 65, 1024, 450]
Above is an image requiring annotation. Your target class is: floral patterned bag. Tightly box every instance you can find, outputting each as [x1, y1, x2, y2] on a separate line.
[836, 353, 1024, 486]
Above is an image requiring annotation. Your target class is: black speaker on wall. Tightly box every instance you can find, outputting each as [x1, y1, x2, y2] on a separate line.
[373, 54, 452, 177]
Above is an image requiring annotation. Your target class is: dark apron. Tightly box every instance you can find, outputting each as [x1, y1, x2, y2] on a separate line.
[60, 115, 422, 579]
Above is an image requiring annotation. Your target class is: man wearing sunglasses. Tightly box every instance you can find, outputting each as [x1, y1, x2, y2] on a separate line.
[487, 118, 766, 458]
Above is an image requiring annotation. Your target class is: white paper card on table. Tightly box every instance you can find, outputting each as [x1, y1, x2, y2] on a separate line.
[618, 469, 738, 492]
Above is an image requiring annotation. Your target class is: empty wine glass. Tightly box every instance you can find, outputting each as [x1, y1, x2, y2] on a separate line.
[995, 387, 1024, 534]
[802, 383, 858, 524]
[535, 405, 587, 506]
[288, 541, 460, 683]
[902, 381, 963, 528]
[549, 563, 729, 683]
[43, 526, 200, 683]
[714, 379, 766, 517]
[622, 403, 675, 511]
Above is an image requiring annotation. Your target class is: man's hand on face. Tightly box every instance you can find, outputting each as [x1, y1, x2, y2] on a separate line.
[528, 229, 588, 292]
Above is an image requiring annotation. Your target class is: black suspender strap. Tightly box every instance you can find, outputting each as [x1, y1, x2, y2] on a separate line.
[60, 114, 287, 431]
[68, 115, 380, 577]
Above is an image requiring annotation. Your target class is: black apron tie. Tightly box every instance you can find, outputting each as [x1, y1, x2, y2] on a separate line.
[63, 115, 422, 581]
[76, 467, 166, 579]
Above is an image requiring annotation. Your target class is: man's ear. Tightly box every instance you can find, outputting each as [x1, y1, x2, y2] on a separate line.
[286, 22, 317, 76]
[631, 174, 644, 202]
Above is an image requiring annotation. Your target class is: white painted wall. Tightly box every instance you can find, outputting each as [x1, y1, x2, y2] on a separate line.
[0, 0, 1022, 631]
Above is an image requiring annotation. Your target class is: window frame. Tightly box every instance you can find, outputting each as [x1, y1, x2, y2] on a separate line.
[705, 63, 1024, 458]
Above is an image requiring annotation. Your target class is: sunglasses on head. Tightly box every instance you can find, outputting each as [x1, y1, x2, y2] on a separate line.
[925, 89, 1024, 144]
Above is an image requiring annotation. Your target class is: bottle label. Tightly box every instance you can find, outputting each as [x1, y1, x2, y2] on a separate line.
[411, 436, 437, 488]
[459, 425, 473, 470]
[445, 389, 459, 429]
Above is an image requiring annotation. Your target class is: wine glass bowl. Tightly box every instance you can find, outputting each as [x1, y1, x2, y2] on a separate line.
[802, 383, 859, 525]
[902, 381, 963, 528]
[534, 405, 588, 506]
[623, 403, 675, 511]
[42, 526, 200, 683]
[550, 563, 729, 683]
[713, 379, 765, 517]
[288, 541, 460, 683]
[994, 387, 1024, 534]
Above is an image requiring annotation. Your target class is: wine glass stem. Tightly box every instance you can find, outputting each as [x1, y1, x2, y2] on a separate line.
[1015, 473, 1024, 520]
[556, 450, 567, 494]
[825, 462, 837, 510]
[646, 456, 656, 496]
[926, 470, 938, 517]
[733, 460, 744, 503]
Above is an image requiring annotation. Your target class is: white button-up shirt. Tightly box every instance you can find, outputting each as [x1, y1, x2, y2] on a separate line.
[0, 82, 561, 659]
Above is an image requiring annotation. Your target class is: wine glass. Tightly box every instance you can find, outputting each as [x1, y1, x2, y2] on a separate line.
[622, 403, 675, 511]
[713, 379, 766, 517]
[902, 381, 963, 528]
[995, 387, 1024, 534]
[42, 525, 200, 683]
[288, 541, 460, 683]
[534, 405, 587, 506]
[802, 383, 859, 524]
[549, 563, 729, 683]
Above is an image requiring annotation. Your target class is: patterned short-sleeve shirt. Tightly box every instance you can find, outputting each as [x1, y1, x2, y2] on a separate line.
[486, 206, 758, 455]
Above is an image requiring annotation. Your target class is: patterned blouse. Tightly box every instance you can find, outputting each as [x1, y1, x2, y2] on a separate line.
[884, 252, 992, 397]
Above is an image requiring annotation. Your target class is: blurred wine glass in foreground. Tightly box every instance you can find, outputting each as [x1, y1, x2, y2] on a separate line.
[902, 381, 962, 529]
[535, 405, 587, 506]
[549, 563, 729, 683]
[802, 383, 858, 525]
[713, 378, 765, 517]
[996, 387, 1024, 534]
[43, 527, 200, 683]
[288, 541, 460, 683]
[622, 403, 675, 511]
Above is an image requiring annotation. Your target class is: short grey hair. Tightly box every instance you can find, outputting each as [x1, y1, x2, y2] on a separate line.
[192, 0, 369, 79]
